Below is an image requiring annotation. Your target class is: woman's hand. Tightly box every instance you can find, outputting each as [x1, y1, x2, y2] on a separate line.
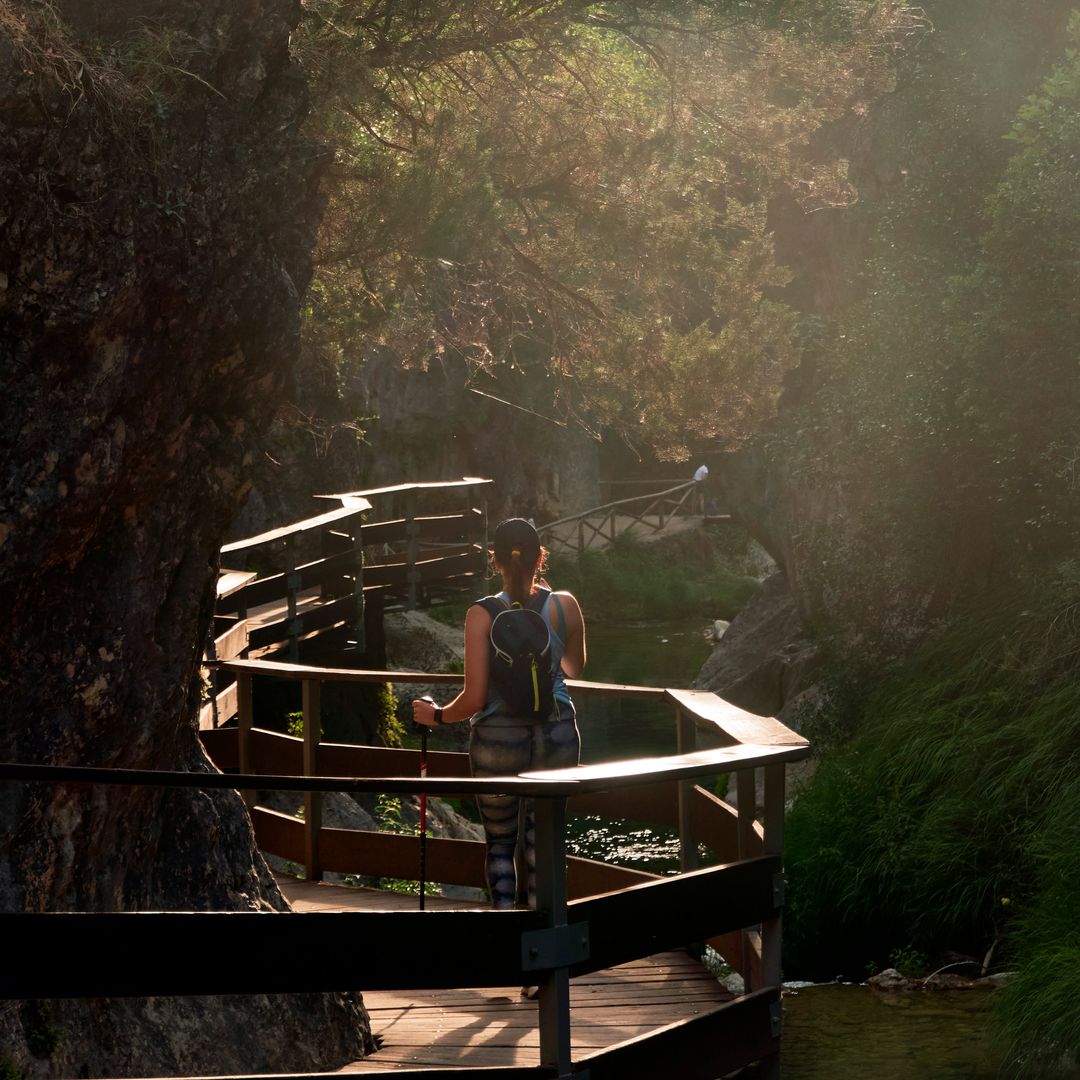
[412, 697, 440, 727]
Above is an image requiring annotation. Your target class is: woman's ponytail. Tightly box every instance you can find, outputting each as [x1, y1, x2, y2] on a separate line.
[506, 548, 536, 606]
[491, 518, 545, 605]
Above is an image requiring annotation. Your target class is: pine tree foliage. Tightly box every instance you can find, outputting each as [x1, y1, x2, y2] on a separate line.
[294, 0, 921, 457]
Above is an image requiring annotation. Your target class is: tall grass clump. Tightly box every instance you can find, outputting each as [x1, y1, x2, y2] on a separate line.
[994, 779, 1080, 1074]
[784, 568, 1080, 1070]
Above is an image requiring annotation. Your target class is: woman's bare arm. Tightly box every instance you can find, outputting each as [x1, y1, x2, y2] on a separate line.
[554, 591, 586, 678]
[412, 604, 491, 726]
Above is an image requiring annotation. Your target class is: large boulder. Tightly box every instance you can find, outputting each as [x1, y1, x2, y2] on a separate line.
[693, 573, 820, 718]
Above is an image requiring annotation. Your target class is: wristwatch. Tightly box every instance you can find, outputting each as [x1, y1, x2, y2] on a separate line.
[421, 695, 444, 725]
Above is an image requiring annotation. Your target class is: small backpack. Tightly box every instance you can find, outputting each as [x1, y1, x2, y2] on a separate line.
[477, 588, 556, 720]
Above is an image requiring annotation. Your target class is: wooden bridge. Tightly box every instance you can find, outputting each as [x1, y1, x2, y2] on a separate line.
[1, 656, 809, 1078]
[204, 477, 493, 728]
[203, 474, 730, 730]
[537, 480, 730, 557]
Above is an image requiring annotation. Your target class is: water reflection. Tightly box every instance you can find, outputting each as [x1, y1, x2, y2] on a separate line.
[566, 814, 682, 874]
[567, 619, 709, 872]
[781, 985, 1001, 1079]
[577, 619, 708, 764]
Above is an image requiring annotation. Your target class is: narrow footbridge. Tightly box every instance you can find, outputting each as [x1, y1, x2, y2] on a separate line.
[211, 477, 493, 661]
[2, 664, 808, 1079]
[537, 480, 730, 557]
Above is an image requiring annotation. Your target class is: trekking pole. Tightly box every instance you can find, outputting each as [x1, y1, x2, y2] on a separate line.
[418, 725, 428, 911]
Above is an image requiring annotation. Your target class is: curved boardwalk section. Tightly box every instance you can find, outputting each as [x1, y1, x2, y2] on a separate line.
[280, 878, 733, 1073]
[1, 657, 806, 1079]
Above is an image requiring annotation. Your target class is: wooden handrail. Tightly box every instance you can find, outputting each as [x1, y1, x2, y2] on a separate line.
[220, 501, 372, 555]
[666, 689, 809, 748]
[318, 476, 493, 503]
[206, 658, 671, 700]
[537, 480, 695, 533]
[0, 739, 806, 798]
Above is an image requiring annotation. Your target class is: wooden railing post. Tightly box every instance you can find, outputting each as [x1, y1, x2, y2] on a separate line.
[236, 672, 254, 809]
[736, 767, 758, 991]
[478, 491, 489, 598]
[758, 762, 786, 1079]
[405, 491, 418, 611]
[533, 796, 572, 1079]
[352, 520, 366, 652]
[284, 537, 300, 662]
[204, 621, 220, 731]
[302, 678, 323, 881]
[676, 705, 699, 874]
[761, 764, 785, 987]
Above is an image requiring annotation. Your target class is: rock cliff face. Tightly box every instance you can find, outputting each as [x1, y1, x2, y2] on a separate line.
[0, 0, 369, 1073]
[693, 573, 818, 720]
[353, 348, 602, 524]
[239, 342, 604, 536]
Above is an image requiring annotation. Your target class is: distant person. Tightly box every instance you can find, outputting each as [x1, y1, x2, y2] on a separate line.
[692, 463, 709, 514]
[413, 517, 586, 920]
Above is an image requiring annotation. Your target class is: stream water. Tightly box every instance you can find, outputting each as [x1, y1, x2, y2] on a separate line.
[572, 618, 1004, 1079]
[781, 983, 1000, 1078]
[566, 618, 705, 874]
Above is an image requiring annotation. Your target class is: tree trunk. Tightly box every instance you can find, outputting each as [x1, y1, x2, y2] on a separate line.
[0, 0, 371, 1073]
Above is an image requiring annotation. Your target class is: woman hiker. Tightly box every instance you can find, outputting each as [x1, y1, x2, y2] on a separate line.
[412, 517, 587, 925]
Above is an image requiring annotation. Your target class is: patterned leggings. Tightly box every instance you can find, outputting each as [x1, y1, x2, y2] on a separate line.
[469, 716, 580, 910]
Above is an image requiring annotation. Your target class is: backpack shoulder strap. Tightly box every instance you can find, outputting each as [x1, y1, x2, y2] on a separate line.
[550, 592, 568, 643]
[526, 586, 552, 613]
[474, 594, 509, 619]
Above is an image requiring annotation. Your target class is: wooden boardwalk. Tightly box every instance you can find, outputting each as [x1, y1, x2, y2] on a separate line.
[279, 878, 734, 1073]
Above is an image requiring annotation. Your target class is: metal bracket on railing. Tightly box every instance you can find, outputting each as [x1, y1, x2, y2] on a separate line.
[521, 921, 590, 971]
[773, 871, 785, 908]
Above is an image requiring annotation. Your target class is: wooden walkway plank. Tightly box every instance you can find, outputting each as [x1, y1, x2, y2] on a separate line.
[277, 879, 733, 1075]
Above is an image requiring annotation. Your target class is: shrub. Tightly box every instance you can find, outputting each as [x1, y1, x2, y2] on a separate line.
[784, 577, 1080, 1069]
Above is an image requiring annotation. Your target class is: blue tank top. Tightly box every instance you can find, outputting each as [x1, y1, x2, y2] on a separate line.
[472, 590, 574, 726]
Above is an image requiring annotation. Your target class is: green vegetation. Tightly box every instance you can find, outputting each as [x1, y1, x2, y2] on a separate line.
[886, 946, 929, 980]
[372, 683, 404, 747]
[426, 526, 762, 625]
[784, 571, 1080, 1071]
[366, 795, 439, 898]
[21, 1001, 61, 1058]
[770, 18, 1080, 1066]
[758, 5, 1080, 648]
[293, 0, 920, 459]
[549, 529, 760, 622]
[996, 778, 1080, 1073]
[285, 711, 317, 741]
